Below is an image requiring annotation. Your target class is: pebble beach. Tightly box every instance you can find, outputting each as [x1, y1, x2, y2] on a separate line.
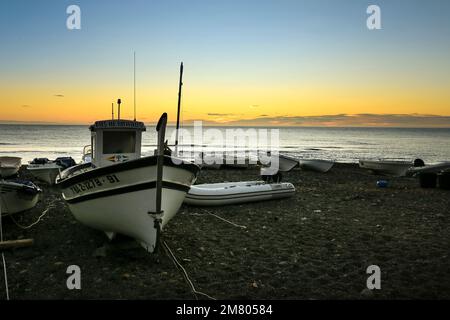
[1, 163, 450, 300]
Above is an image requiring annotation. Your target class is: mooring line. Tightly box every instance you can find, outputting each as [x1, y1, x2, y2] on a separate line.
[163, 240, 216, 300]
[10, 200, 56, 230]
[0, 195, 10, 300]
[200, 209, 247, 229]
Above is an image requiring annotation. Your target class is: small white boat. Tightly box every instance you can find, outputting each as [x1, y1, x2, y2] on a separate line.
[185, 181, 295, 206]
[0, 156, 22, 178]
[258, 152, 299, 173]
[27, 157, 76, 185]
[279, 154, 299, 172]
[406, 161, 450, 176]
[359, 159, 413, 177]
[56, 113, 200, 253]
[81, 145, 92, 163]
[299, 159, 334, 173]
[0, 180, 41, 215]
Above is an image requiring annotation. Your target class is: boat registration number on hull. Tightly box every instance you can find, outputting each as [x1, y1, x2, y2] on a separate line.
[69, 174, 120, 194]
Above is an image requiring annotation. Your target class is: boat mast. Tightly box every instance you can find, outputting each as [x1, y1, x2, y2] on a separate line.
[175, 62, 183, 154]
[111, 103, 114, 120]
[117, 98, 121, 120]
[134, 51, 136, 121]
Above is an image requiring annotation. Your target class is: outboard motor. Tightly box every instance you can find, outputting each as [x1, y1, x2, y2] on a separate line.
[261, 172, 283, 183]
[31, 158, 49, 165]
[414, 158, 425, 167]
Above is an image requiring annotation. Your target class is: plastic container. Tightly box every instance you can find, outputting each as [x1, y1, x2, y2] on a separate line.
[376, 180, 388, 188]
[419, 172, 437, 188]
[438, 172, 450, 190]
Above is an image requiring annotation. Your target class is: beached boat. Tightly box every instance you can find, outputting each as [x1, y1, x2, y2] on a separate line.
[0, 179, 41, 215]
[406, 161, 450, 176]
[359, 159, 413, 176]
[56, 113, 200, 253]
[0, 156, 22, 178]
[27, 157, 76, 185]
[278, 154, 299, 172]
[299, 159, 334, 173]
[258, 152, 299, 173]
[185, 181, 295, 206]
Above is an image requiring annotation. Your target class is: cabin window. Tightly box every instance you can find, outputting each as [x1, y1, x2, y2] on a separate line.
[103, 131, 136, 154]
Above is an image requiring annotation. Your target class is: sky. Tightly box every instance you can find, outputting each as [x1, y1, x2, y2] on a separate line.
[0, 0, 449, 126]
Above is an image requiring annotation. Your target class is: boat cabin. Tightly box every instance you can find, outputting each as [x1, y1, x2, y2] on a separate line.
[89, 119, 146, 167]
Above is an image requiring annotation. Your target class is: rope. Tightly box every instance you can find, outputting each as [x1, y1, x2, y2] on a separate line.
[163, 240, 216, 300]
[1, 254, 8, 300]
[0, 187, 10, 300]
[10, 200, 56, 230]
[191, 210, 247, 229]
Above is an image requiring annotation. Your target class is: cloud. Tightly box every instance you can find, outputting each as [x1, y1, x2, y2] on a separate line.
[207, 113, 234, 116]
[193, 114, 450, 127]
[21, 104, 32, 108]
[54, 94, 64, 98]
[100, 113, 450, 128]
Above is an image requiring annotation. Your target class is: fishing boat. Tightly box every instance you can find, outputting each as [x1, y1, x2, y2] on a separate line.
[27, 157, 76, 185]
[0, 179, 41, 215]
[299, 159, 334, 173]
[0, 156, 22, 178]
[185, 181, 295, 206]
[56, 111, 200, 253]
[57, 62, 200, 252]
[359, 159, 414, 176]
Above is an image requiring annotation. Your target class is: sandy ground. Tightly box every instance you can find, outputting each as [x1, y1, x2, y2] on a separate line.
[1, 164, 450, 300]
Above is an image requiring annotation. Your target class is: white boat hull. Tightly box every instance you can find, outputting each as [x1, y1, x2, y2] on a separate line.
[406, 162, 450, 176]
[258, 153, 299, 173]
[0, 156, 21, 178]
[278, 155, 299, 172]
[0, 180, 41, 215]
[185, 181, 296, 206]
[299, 159, 334, 173]
[57, 156, 200, 252]
[359, 160, 412, 177]
[27, 166, 61, 185]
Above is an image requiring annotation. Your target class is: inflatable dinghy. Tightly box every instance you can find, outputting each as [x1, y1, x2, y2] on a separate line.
[185, 181, 295, 206]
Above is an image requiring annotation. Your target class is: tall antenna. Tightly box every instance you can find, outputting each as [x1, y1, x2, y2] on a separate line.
[175, 62, 183, 154]
[111, 103, 114, 120]
[133, 51, 136, 121]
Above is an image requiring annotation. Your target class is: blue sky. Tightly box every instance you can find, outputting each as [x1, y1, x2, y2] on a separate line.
[0, 0, 449, 125]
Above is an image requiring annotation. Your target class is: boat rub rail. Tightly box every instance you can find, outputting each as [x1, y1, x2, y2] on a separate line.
[56, 155, 200, 188]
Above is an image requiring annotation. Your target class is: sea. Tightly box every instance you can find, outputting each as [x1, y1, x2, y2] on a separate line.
[1, 124, 450, 165]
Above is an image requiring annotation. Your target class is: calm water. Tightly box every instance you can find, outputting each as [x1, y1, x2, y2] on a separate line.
[1, 124, 450, 164]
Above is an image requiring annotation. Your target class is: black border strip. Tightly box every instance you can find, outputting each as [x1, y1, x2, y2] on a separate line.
[65, 180, 190, 204]
[57, 155, 200, 188]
